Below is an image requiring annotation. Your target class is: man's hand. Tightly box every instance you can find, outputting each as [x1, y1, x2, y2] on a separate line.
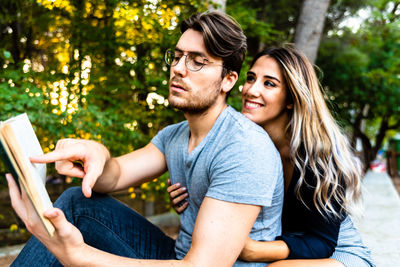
[6, 173, 87, 266]
[30, 138, 110, 198]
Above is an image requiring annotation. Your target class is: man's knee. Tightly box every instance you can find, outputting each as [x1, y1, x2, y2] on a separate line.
[53, 186, 84, 208]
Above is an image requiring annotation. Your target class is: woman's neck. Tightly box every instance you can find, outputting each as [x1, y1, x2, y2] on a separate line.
[263, 118, 290, 158]
[263, 118, 294, 191]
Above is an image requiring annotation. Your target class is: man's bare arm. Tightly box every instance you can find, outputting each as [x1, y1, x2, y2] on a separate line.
[184, 197, 261, 266]
[31, 139, 167, 197]
[93, 143, 168, 193]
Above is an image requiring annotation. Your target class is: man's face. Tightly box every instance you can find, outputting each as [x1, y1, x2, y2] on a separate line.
[168, 29, 224, 113]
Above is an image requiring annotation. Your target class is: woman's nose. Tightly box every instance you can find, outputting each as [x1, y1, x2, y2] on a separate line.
[244, 82, 261, 97]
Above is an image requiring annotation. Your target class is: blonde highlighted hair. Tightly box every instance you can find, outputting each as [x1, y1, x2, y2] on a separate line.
[251, 45, 363, 219]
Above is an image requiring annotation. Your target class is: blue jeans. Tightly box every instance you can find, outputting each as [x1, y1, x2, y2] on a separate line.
[12, 187, 176, 266]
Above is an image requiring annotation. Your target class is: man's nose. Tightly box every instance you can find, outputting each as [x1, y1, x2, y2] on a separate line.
[172, 55, 188, 77]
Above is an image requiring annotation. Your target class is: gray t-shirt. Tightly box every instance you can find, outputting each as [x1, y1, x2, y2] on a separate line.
[152, 106, 284, 266]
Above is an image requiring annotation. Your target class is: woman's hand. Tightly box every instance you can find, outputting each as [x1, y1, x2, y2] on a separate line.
[239, 237, 290, 262]
[167, 179, 189, 214]
[239, 237, 258, 261]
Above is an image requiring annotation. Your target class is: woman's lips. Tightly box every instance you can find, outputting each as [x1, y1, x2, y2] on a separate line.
[243, 100, 263, 109]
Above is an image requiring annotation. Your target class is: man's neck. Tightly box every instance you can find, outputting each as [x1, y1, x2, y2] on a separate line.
[185, 101, 228, 153]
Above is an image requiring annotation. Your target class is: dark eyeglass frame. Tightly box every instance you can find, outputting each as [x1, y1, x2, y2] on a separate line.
[164, 49, 223, 72]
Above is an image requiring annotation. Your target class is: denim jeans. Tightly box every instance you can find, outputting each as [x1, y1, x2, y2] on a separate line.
[12, 187, 176, 266]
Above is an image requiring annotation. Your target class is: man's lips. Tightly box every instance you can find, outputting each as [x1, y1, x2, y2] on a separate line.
[170, 82, 187, 93]
[243, 100, 264, 109]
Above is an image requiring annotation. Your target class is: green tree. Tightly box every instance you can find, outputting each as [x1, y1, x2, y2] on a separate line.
[318, 0, 400, 168]
[0, 0, 389, 195]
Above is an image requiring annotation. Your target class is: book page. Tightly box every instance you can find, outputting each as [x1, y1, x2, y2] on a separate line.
[5, 114, 47, 182]
[1, 114, 55, 236]
[4, 114, 53, 214]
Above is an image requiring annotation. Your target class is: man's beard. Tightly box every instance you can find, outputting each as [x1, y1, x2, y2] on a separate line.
[168, 80, 222, 114]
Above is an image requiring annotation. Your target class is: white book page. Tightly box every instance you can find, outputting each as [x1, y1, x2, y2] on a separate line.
[6, 114, 52, 209]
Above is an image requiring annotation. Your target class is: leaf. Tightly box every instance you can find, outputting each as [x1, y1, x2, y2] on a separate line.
[3, 50, 11, 59]
[2, 50, 14, 63]
[3, 103, 13, 111]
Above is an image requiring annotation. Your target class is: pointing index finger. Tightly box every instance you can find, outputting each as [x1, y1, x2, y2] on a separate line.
[30, 148, 82, 164]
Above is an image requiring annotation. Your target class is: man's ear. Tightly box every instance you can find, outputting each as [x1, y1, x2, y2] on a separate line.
[221, 71, 238, 94]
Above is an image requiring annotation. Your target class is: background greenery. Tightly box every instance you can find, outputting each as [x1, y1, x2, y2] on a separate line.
[0, 0, 399, 227]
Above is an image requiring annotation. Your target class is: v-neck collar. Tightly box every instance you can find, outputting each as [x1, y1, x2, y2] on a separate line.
[184, 106, 231, 159]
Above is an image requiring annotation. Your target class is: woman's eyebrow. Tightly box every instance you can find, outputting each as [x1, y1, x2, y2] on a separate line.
[264, 75, 281, 83]
[247, 71, 281, 84]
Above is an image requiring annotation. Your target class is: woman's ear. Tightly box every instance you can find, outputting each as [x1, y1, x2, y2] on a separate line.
[221, 71, 238, 94]
[286, 103, 294, 110]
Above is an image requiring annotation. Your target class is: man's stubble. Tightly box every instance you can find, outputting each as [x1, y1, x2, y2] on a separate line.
[168, 79, 222, 114]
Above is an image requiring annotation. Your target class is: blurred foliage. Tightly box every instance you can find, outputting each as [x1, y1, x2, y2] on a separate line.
[0, 0, 206, 197]
[318, 0, 400, 167]
[0, 0, 398, 204]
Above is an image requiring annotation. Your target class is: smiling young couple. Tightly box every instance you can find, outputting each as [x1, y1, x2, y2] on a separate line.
[8, 11, 374, 267]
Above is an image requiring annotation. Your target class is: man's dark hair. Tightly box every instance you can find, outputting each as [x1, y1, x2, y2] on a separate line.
[180, 11, 247, 77]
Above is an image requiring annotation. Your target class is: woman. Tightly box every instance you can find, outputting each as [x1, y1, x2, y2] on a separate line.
[167, 46, 375, 266]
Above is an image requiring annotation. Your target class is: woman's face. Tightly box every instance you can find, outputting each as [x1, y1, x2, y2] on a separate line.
[241, 55, 292, 130]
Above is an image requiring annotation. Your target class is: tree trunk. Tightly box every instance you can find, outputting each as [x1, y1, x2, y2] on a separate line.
[10, 20, 21, 65]
[294, 0, 331, 64]
[103, 0, 116, 69]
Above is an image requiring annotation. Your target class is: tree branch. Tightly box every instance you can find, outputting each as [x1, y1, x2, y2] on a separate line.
[389, 2, 400, 22]
[373, 115, 389, 154]
[388, 119, 400, 130]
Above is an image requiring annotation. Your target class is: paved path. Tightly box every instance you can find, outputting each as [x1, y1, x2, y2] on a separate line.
[353, 171, 400, 266]
[0, 243, 24, 266]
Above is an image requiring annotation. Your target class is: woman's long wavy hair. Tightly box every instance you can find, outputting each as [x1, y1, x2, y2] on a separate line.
[251, 45, 363, 219]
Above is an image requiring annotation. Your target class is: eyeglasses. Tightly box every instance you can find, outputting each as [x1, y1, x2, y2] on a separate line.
[164, 49, 223, 72]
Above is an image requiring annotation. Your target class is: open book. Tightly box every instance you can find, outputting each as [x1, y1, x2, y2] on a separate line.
[0, 113, 55, 237]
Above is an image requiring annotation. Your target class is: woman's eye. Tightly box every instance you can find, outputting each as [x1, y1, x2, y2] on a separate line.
[264, 80, 276, 87]
[246, 75, 255, 82]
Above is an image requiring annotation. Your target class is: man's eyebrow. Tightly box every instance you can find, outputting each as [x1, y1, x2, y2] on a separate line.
[174, 47, 207, 58]
[247, 71, 281, 83]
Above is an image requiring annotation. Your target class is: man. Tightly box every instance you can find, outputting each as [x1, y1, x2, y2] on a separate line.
[8, 11, 283, 266]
